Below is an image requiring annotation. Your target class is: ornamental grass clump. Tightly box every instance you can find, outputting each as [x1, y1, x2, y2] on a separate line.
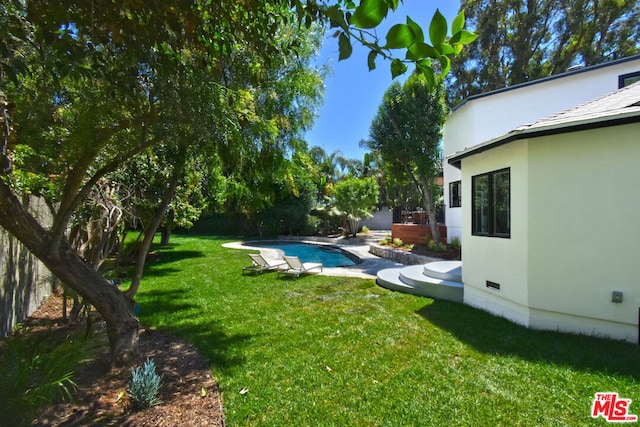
[128, 358, 163, 410]
[0, 325, 102, 425]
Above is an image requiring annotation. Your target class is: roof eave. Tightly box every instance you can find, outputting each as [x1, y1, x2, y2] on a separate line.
[447, 111, 640, 168]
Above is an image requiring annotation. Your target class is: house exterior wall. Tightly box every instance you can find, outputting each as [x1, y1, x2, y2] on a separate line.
[526, 124, 640, 342]
[443, 110, 476, 242]
[444, 56, 640, 243]
[461, 141, 530, 326]
[460, 123, 640, 343]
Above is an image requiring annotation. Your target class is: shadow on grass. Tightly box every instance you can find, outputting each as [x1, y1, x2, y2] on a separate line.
[141, 266, 184, 279]
[137, 288, 252, 372]
[147, 249, 206, 266]
[417, 300, 640, 380]
[141, 249, 206, 278]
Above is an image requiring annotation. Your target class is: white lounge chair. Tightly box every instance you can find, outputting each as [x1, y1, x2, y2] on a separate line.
[243, 253, 287, 275]
[278, 255, 323, 278]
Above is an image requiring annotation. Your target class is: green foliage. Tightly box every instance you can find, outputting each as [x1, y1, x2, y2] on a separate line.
[385, 23, 415, 49]
[350, 0, 389, 29]
[0, 326, 103, 425]
[426, 239, 446, 252]
[332, 177, 379, 237]
[392, 237, 404, 247]
[333, 177, 379, 217]
[252, 165, 318, 237]
[301, 215, 322, 236]
[128, 358, 163, 410]
[447, 0, 640, 106]
[338, 32, 353, 60]
[189, 213, 253, 236]
[0, 0, 472, 365]
[378, 232, 393, 245]
[135, 235, 640, 426]
[320, 0, 476, 82]
[365, 75, 446, 240]
[450, 236, 461, 251]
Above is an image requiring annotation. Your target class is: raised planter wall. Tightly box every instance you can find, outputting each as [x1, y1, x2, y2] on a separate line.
[391, 224, 447, 245]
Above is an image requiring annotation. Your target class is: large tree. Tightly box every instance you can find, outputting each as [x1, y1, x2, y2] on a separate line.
[364, 74, 447, 242]
[0, 1, 474, 364]
[446, 0, 640, 106]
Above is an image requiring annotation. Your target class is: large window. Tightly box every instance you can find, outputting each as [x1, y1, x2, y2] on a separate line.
[449, 181, 461, 208]
[472, 168, 510, 237]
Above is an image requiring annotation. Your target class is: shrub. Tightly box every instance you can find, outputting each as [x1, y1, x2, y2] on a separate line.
[301, 215, 321, 236]
[0, 327, 101, 424]
[360, 226, 370, 234]
[128, 358, 163, 410]
[392, 238, 404, 247]
[427, 239, 446, 252]
[450, 236, 461, 251]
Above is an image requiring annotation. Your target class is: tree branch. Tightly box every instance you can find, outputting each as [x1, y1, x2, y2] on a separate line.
[48, 118, 159, 257]
[125, 144, 188, 299]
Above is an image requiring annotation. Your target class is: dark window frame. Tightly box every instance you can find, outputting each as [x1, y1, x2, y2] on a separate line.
[619, 71, 640, 88]
[472, 168, 510, 238]
[449, 180, 461, 208]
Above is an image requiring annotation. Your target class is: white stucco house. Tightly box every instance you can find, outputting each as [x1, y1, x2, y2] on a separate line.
[446, 79, 640, 343]
[443, 54, 640, 243]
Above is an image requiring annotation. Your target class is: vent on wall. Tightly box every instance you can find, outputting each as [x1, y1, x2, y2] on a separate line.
[486, 281, 501, 290]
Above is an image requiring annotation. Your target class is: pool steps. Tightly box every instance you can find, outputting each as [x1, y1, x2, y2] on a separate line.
[376, 261, 463, 303]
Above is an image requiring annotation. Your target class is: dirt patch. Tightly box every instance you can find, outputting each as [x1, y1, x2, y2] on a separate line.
[19, 293, 225, 426]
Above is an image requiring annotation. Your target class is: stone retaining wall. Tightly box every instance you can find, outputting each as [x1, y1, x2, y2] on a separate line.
[368, 244, 442, 265]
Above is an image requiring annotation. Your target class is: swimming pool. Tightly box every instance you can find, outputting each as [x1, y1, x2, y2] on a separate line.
[256, 242, 359, 268]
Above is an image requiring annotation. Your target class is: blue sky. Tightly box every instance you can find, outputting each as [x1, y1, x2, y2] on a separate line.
[304, 1, 461, 161]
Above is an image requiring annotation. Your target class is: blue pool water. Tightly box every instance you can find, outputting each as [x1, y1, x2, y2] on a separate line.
[257, 243, 359, 268]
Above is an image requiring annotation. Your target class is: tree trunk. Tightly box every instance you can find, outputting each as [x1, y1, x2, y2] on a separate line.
[0, 180, 139, 366]
[125, 148, 186, 299]
[420, 177, 441, 243]
[404, 164, 442, 243]
[160, 226, 172, 246]
[349, 217, 359, 238]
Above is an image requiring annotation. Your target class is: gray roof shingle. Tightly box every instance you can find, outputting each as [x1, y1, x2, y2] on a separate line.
[516, 80, 640, 132]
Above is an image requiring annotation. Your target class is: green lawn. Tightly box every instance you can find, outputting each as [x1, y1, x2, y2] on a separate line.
[135, 235, 640, 426]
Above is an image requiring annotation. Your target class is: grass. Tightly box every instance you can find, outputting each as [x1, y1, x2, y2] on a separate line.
[135, 235, 640, 426]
